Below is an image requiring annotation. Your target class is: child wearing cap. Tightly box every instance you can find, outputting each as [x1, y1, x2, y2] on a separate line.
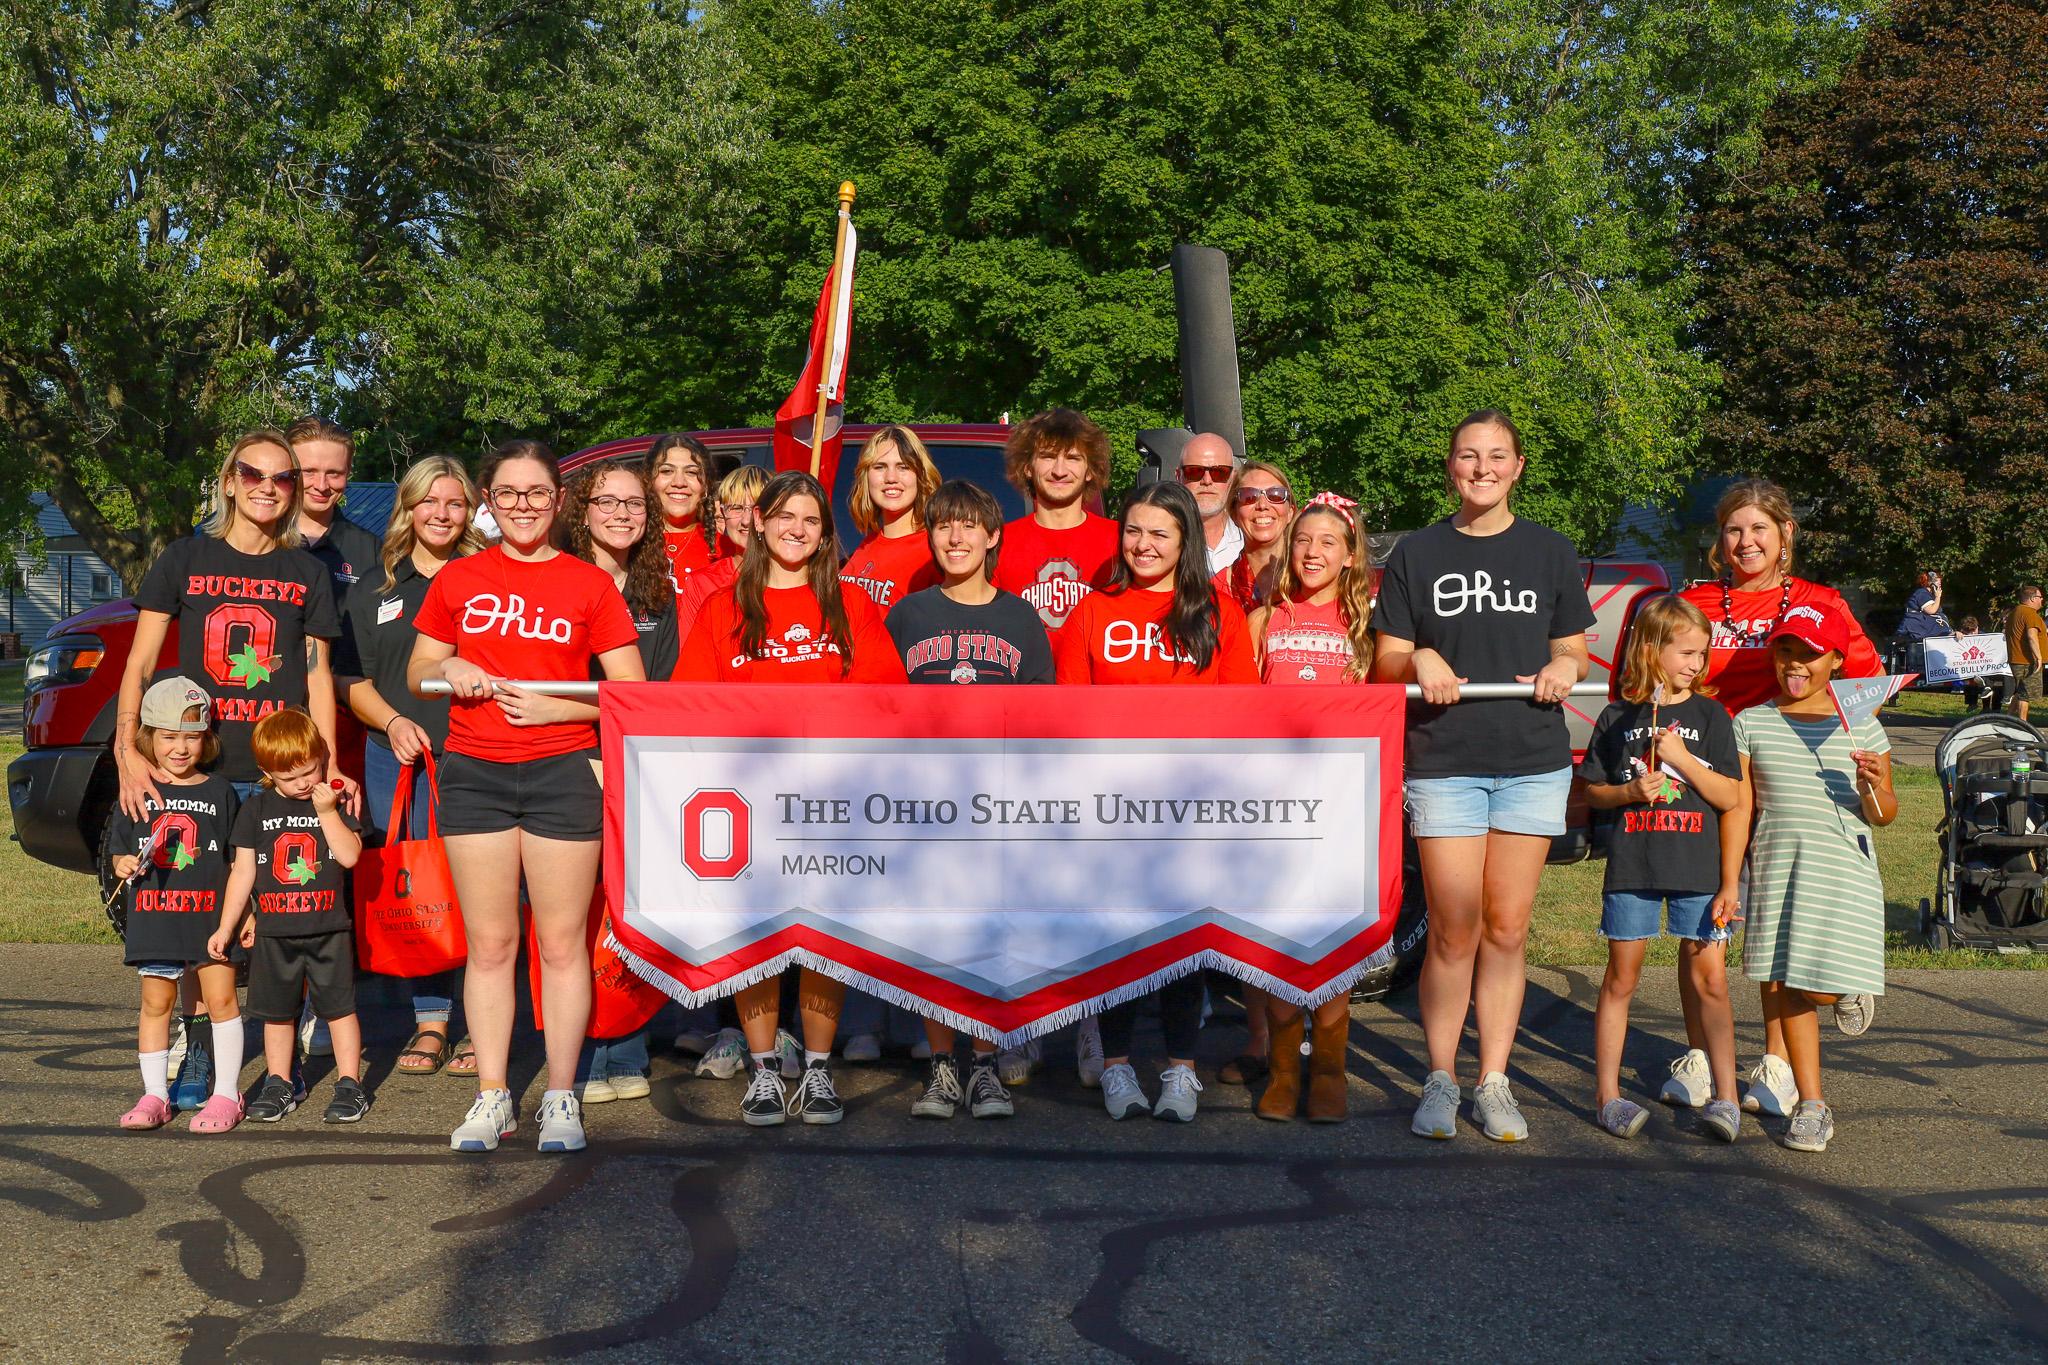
[209, 709, 368, 1124]
[110, 676, 245, 1133]
[1732, 601, 1898, 1153]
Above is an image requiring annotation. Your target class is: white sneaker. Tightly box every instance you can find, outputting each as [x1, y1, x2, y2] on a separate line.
[695, 1029, 748, 1079]
[1411, 1070, 1459, 1140]
[842, 1032, 883, 1063]
[1075, 1018, 1105, 1088]
[775, 1029, 804, 1080]
[535, 1092, 586, 1153]
[1834, 993, 1875, 1037]
[1741, 1054, 1798, 1117]
[577, 1076, 617, 1105]
[1471, 1072, 1528, 1142]
[451, 1088, 517, 1153]
[1100, 1062, 1149, 1120]
[998, 1036, 1039, 1086]
[606, 1073, 651, 1101]
[1153, 1064, 1202, 1123]
[672, 1029, 716, 1057]
[1659, 1048, 1712, 1108]
[1782, 1099, 1834, 1152]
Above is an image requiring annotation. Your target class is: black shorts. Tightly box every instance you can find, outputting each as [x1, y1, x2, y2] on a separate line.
[439, 747, 602, 841]
[247, 930, 356, 1022]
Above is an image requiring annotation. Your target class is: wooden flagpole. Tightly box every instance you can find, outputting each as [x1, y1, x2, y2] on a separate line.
[810, 180, 857, 479]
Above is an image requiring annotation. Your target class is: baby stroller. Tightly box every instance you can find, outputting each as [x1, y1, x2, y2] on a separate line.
[1924, 712, 2048, 952]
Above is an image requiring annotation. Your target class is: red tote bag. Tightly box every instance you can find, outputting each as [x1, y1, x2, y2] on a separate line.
[528, 890, 666, 1038]
[354, 751, 468, 977]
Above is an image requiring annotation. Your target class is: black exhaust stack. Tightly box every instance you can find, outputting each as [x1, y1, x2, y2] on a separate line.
[1137, 244, 1246, 484]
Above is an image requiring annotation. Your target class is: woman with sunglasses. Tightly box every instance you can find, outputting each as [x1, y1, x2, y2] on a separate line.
[649, 433, 720, 596]
[119, 431, 346, 820]
[1053, 480, 1257, 1124]
[409, 440, 646, 1156]
[1213, 462, 1294, 614]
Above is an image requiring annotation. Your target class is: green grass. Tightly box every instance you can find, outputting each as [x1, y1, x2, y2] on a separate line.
[0, 660, 23, 714]
[1883, 689, 1971, 722]
[0, 735, 119, 945]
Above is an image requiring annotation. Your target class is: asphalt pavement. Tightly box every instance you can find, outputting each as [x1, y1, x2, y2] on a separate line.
[1, 945, 2043, 1363]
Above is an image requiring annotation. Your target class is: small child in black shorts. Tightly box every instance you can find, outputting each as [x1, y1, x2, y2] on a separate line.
[209, 709, 368, 1123]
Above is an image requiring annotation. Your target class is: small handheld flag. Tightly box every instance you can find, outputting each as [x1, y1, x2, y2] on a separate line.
[1830, 674, 1915, 734]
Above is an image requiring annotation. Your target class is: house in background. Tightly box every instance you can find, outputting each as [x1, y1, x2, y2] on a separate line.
[4, 495, 126, 655]
[1604, 477, 1741, 591]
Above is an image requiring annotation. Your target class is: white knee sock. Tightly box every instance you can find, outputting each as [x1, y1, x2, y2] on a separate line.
[139, 1049, 170, 1101]
[211, 1016, 245, 1100]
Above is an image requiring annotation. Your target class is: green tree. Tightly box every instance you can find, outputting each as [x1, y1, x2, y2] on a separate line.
[0, 0, 754, 583]
[1690, 0, 2048, 607]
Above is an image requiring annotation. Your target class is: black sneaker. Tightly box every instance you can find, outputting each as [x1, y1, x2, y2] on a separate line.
[246, 1073, 300, 1123]
[967, 1058, 1014, 1119]
[322, 1076, 371, 1124]
[741, 1058, 787, 1127]
[911, 1053, 962, 1119]
[789, 1058, 844, 1125]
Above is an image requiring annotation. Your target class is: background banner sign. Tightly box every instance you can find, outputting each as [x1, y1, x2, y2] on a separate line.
[1923, 632, 2009, 683]
[601, 684, 1405, 1045]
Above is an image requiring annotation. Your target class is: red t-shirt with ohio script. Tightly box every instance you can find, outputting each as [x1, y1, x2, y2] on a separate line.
[840, 531, 939, 614]
[1677, 577, 1882, 714]
[413, 546, 639, 762]
[1054, 585, 1258, 685]
[676, 582, 907, 684]
[993, 514, 1120, 633]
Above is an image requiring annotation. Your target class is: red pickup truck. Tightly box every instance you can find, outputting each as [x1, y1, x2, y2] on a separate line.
[9, 421, 1668, 998]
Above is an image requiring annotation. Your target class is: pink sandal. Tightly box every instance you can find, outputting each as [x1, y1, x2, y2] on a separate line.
[189, 1094, 244, 1134]
[119, 1094, 173, 1130]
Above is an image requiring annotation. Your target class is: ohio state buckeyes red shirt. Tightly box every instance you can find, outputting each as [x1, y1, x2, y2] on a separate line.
[677, 582, 908, 683]
[841, 531, 940, 613]
[992, 514, 1120, 632]
[1053, 586, 1258, 684]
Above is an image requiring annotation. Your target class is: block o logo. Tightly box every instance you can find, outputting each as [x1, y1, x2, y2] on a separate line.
[681, 789, 750, 880]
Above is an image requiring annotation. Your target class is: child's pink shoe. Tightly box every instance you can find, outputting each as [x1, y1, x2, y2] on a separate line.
[189, 1094, 244, 1134]
[118, 1095, 173, 1130]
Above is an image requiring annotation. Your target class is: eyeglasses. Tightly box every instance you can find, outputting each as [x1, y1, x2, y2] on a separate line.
[488, 487, 557, 510]
[720, 502, 755, 520]
[1234, 486, 1291, 506]
[1177, 464, 1234, 486]
[233, 461, 299, 490]
[589, 495, 648, 516]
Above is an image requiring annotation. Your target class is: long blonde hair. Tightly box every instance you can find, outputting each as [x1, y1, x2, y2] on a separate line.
[1619, 594, 1717, 703]
[1266, 502, 1374, 682]
[198, 430, 304, 547]
[847, 426, 942, 537]
[377, 456, 485, 592]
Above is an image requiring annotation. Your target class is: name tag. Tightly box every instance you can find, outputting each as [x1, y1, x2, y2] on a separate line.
[377, 597, 404, 625]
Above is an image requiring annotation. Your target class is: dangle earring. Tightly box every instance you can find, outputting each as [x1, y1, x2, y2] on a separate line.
[1779, 546, 1791, 571]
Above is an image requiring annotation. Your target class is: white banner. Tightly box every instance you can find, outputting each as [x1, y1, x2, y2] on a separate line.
[1924, 632, 2010, 683]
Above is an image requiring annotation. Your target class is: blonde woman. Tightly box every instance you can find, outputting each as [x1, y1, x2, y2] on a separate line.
[839, 425, 942, 613]
[345, 456, 486, 1077]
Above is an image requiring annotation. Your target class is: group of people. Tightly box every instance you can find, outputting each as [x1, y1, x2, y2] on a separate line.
[102, 405, 1895, 1156]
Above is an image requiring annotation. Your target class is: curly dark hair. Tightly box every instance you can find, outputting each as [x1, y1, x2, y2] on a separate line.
[559, 463, 672, 619]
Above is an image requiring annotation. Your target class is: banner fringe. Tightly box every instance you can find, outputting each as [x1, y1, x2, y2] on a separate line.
[607, 933, 1397, 1049]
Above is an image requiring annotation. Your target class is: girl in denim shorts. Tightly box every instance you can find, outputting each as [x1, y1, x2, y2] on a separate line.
[1580, 596, 1744, 1142]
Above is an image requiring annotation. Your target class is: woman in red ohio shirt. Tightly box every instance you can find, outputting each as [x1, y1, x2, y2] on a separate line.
[408, 440, 645, 1158]
[838, 425, 942, 614]
[1055, 481, 1254, 1127]
[649, 433, 720, 597]
[676, 471, 905, 1128]
[1677, 476, 1881, 1119]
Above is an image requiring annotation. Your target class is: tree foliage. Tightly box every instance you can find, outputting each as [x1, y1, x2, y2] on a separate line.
[0, 0, 753, 582]
[1690, 0, 2048, 606]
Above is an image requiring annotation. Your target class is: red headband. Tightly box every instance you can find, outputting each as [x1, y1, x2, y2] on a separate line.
[1304, 491, 1357, 529]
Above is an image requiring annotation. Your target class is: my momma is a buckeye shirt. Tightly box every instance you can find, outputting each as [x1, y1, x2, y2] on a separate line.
[231, 788, 359, 937]
[413, 546, 639, 761]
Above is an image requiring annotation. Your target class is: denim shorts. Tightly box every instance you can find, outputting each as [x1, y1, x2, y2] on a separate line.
[1601, 891, 1729, 943]
[135, 961, 186, 980]
[1403, 767, 1571, 839]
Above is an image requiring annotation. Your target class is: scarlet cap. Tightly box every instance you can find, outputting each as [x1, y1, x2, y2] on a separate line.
[1768, 601, 1853, 658]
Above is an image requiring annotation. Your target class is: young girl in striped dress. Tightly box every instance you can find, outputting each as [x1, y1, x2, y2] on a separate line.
[1734, 602, 1897, 1153]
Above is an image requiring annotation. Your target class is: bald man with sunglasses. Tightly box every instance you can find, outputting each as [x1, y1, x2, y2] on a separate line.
[1176, 432, 1244, 574]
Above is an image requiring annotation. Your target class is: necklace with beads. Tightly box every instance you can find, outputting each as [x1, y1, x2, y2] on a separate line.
[1719, 575, 1794, 647]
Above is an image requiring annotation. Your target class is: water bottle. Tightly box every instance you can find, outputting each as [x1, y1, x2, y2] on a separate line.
[2012, 748, 2032, 786]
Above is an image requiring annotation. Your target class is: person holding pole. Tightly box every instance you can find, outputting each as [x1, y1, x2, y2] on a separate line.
[1372, 409, 1593, 1142]
[408, 440, 645, 1155]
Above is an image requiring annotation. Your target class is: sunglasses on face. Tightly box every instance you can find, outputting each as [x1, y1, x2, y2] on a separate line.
[1177, 464, 1234, 486]
[1234, 486, 1291, 506]
[589, 495, 648, 516]
[233, 461, 298, 490]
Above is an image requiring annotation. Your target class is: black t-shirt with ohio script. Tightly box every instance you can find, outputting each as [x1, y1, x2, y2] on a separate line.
[231, 788, 358, 937]
[885, 587, 1056, 685]
[1373, 516, 1594, 777]
[1578, 693, 1738, 896]
[108, 776, 239, 965]
[135, 535, 341, 783]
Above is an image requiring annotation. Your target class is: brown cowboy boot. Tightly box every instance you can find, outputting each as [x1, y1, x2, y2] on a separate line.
[1305, 1009, 1349, 1123]
[1255, 1010, 1306, 1121]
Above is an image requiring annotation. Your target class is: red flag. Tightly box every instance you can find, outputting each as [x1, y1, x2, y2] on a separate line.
[772, 219, 858, 490]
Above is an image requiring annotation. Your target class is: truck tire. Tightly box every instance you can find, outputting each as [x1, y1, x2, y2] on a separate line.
[94, 800, 125, 940]
[1351, 840, 1427, 1003]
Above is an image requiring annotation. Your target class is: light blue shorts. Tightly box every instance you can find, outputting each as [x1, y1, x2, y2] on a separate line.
[1601, 891, 1730, 943]
[135, 962, 186, 980]
[1403, 767, 1572, 839]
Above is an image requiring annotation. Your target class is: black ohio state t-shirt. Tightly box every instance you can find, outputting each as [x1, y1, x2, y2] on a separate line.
[136, 535, 340, 782]
[109, 776, 238, 965]
[1579, 694, 1738, 895]
[1373, 517, 1594, 777]
[231, 788, 357, 937]
[885, 588, 1055, 685]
